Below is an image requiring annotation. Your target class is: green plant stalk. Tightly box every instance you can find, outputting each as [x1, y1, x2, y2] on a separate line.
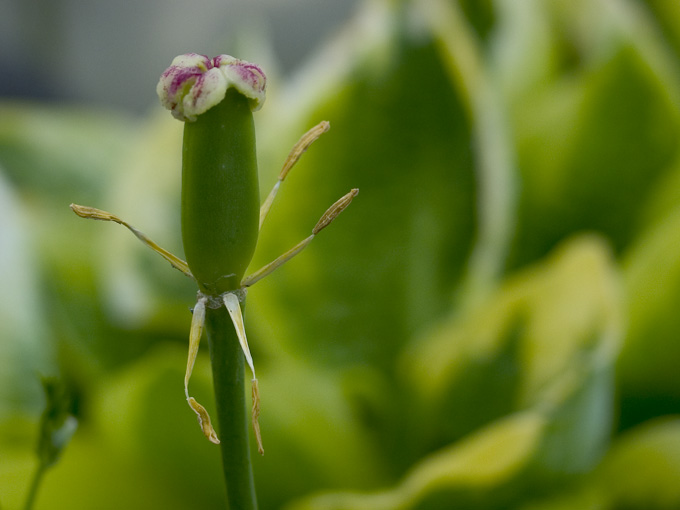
[181, 85, 260, 508]
[205, 305, 257, 510]
[74, 53, 353, 509]
[75, 54, 268, 508]
[22, 464, 46, 510]
[23, 377, 77, 510]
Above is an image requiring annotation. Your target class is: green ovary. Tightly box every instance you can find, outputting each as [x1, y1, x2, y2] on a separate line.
[181, 88, 260, 294]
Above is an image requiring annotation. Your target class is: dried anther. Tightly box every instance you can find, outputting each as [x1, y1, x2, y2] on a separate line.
[183, 296, 219, 443]
[242, 188, 359, 288]
[260, 121, 331, 229]
[223, 292, 264, 455]
[188, 397, 219, 444]
[69, 204, 192, 277]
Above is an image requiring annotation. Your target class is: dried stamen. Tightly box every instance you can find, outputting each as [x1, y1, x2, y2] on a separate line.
[183, 297, 220, 443]
[259, 121, 331, 229]
[185, 296, 207, 396]
[70, 204, 193, 278]
[313, 188, 359, 234]
[223, 292, 264, 454]
[243, 188, 359, 287]
[187, 397, 220, 444]
[251, 378, 264, 456]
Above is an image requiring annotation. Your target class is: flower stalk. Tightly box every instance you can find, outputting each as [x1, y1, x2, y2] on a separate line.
[71, 53, 357, 509]
[24, 378, 77, 510]
[205, 304, 258, 510]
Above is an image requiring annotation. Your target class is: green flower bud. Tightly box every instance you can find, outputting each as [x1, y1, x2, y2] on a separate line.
[158, 54, 266, 294]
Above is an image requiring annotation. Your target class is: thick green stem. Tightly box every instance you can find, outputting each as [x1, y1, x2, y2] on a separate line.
[205, 304, 257, 510]
[181, 89, 260, 295]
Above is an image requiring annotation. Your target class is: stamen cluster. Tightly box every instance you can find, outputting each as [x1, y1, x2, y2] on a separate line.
[157, 53, 266, 121]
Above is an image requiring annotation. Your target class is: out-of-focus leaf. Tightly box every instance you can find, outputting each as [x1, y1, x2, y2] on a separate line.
[0, 102, 134, 203]
[619, 205, 680, 408]
[26, 344, 387, 510]
[35, 432, 192, 510]
[0, 417, 38, 508]
[459, 0, 496, 42]
[637, 154, 680, 231]
[404, 236, 621, 463]
[90, 345, 226, 509]
[518, 486, 608, 510]
[254, 359, 389, 510]
[287, 411, 546, 510]
[0, 102, 165, 376]
[0, 168, 52, 417]
[597, 417, 680, 509]
[24, 345, 227, 509]
[421, 0, 518, 306]
[507, 3, 680, 267]
[96, 111, 192, 329]
[0, 347, 221, 510]
[292, 236, 621, 509]
[489, 0, 557, 101]
[250, 0, 477, 371]
[642, 0, 680, 62]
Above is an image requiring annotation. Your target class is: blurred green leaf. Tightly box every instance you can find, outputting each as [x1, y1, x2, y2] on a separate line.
[0, 168, 52, 417]
[93, 112, 191, 328]
[597, 417, 680, 509]
[3, 0, 680, 508]
[518, 486, 608, 510]
[288, 411, 547, 510]
[254, 360, 389, 510]
[22, 345, 387, 510]
[404, 236, 620, 461]
[642, 0, 680, 62]
[422, 0, 518, 305]
[0, 102, 171, 379]
[508, 5, 680, 267]
[0, 102, 134, 203]
[619, 205, 680, 419]
[31, 345, 225, 509]
[250, 0, 480, 374]
[293, 236, 622, 509]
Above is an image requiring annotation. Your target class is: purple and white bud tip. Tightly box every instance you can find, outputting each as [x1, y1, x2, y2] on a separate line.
[157, 54, 267, 122]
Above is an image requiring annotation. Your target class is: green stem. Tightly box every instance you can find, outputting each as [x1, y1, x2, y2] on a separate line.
[23, 463, 46, 510]
[205, 304, 257, 510]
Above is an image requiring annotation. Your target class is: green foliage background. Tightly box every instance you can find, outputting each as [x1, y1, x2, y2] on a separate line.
[2, 0, 680, 508]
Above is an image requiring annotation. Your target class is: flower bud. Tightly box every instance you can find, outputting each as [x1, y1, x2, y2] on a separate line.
[158, 54, 265, 294]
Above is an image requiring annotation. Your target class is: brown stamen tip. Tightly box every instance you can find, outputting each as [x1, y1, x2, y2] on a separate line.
[69, 203, 193, 278]
[70, 204, 114, 222]
[187, 397, 220, 444]
[251, 378, 264, 455]
[312, 188, 359, 235]
[279, 120, 331, 181]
